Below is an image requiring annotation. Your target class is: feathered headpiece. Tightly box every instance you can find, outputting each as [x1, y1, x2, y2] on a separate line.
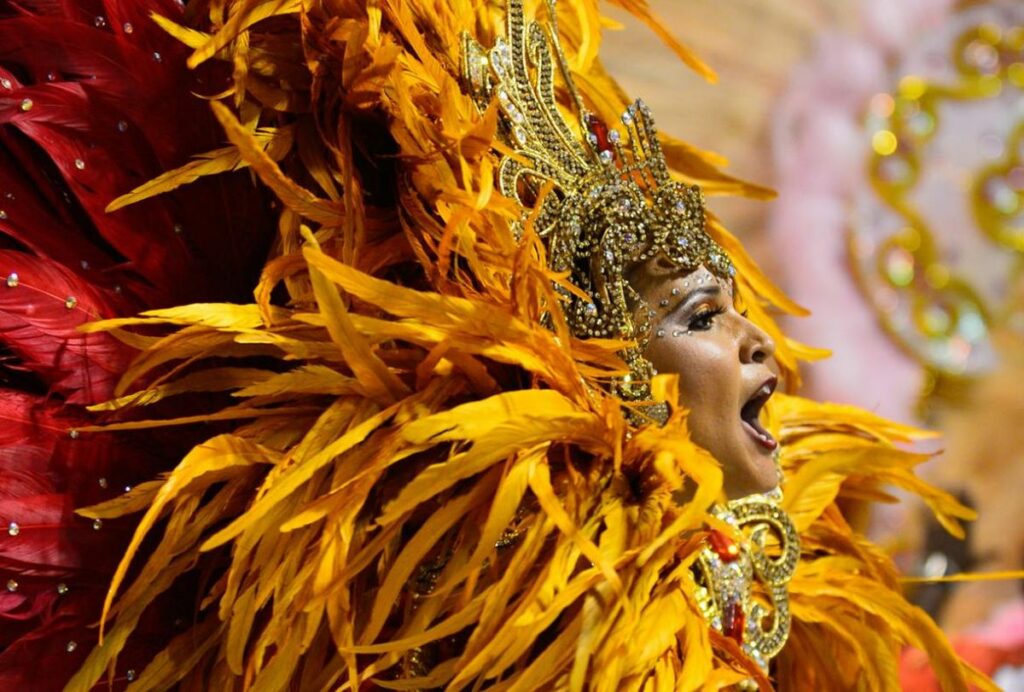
[462, 0, 734, 419]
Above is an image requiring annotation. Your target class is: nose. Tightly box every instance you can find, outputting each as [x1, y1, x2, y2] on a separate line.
[740, 318, 775, 365]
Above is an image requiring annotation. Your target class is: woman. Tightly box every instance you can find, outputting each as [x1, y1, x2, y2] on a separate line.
[0, 0, 989, 689]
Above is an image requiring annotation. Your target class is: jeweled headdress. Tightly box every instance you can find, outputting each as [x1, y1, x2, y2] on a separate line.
[462, 0, 734, 418]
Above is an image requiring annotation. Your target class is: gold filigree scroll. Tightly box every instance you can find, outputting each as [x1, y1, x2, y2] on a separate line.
[853, 10, 1024, 400]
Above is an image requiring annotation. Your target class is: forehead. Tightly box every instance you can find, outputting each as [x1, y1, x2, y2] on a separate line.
[627, 258, 733, 299]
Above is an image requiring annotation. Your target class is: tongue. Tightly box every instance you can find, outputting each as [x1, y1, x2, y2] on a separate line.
[747, 415, 772, 440]
[741, 406, 777, 449]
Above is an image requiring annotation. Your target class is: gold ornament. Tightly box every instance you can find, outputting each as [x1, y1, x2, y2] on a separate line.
[694, 488, 800, 676]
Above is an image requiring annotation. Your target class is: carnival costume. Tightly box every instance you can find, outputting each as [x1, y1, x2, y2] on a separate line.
[0, 0, 994, 690]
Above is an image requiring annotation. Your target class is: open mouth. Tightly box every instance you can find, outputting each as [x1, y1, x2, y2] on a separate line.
[740, 377, 778, 451]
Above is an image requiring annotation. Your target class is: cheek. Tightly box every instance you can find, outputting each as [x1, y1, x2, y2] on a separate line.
[646, 336, 734, 406]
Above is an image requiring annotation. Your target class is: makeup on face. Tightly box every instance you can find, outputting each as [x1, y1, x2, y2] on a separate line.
[632, 262, 780, 499]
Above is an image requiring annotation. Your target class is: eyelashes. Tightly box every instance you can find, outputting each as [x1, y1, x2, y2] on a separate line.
[688, 305, 726, 331]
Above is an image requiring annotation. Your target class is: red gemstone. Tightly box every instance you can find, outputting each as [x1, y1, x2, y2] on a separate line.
[723, 599, 745, 644]
[586, 113, 611, 151]
[708, 529, 740, 562]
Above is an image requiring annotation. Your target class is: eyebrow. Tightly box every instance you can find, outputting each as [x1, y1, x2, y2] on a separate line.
[669, 285, 721, 316]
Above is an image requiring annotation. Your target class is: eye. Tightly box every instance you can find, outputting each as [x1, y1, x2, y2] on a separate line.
[688, 305, 725, 332]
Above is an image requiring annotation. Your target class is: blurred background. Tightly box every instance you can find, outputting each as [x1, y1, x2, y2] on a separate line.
[602, 0, 1023, 687]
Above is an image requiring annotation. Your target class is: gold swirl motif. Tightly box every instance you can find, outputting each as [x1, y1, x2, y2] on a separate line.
[693, 491, 800, 672]
[855, 12, 1024, 401]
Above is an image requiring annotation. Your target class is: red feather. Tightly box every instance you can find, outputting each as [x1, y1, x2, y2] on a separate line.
[0, 1, 276, 687]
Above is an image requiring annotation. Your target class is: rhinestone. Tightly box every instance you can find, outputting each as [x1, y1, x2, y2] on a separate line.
[73, 158, 85, 170]
[68, 428, 80, 439]
[621, 111, 633, 125]
[658, 299, 669, 307]
[98, 477, 108, 488]
[126, 669, 136, 681]
[6, 579, 17, 592]
[583, 302, 597, 316]
[57, 583, 68, 595]
[677, 237, 689, 249]
[124, 485, 132, 493]
[173, 223, 183, 234]
[512, 127, 527, 145]
[655, 329, 665, 338]
[94, 15, 107, 28]
[20, 98, 33, 111]
[122, 22, 134, 34]
[152, 51, 162, 62]
[92, 518, 103, 530]
[599, 150, 613, 164]
[0, 78, 10, 89]
[80, 260, 89, 270]
[117, 120, 128, 132]
[0, 210, 6, 220]
[608, 129, 620, 144]
[65, 641, 77, 653]
[672, 330, 683, 337]
[2, 272, 13, 289]
[7, 522, 19, 536]
[671, 287, 680, 296]
[46, 71, 58, 82]
[64, 295, 77, 309]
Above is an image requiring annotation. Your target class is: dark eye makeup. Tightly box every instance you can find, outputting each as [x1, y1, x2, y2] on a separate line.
[688, 304, 726, 331]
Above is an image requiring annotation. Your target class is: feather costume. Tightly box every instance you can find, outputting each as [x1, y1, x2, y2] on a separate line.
[0, 0, 996, 690]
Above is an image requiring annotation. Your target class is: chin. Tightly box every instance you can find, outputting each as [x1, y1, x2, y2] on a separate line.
[722, 448, 778, 499]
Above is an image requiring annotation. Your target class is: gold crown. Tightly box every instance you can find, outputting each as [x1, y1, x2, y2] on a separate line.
[461, 0, 734, 419]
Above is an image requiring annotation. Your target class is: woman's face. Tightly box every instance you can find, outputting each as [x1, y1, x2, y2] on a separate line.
[630, 260, 779, 499]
